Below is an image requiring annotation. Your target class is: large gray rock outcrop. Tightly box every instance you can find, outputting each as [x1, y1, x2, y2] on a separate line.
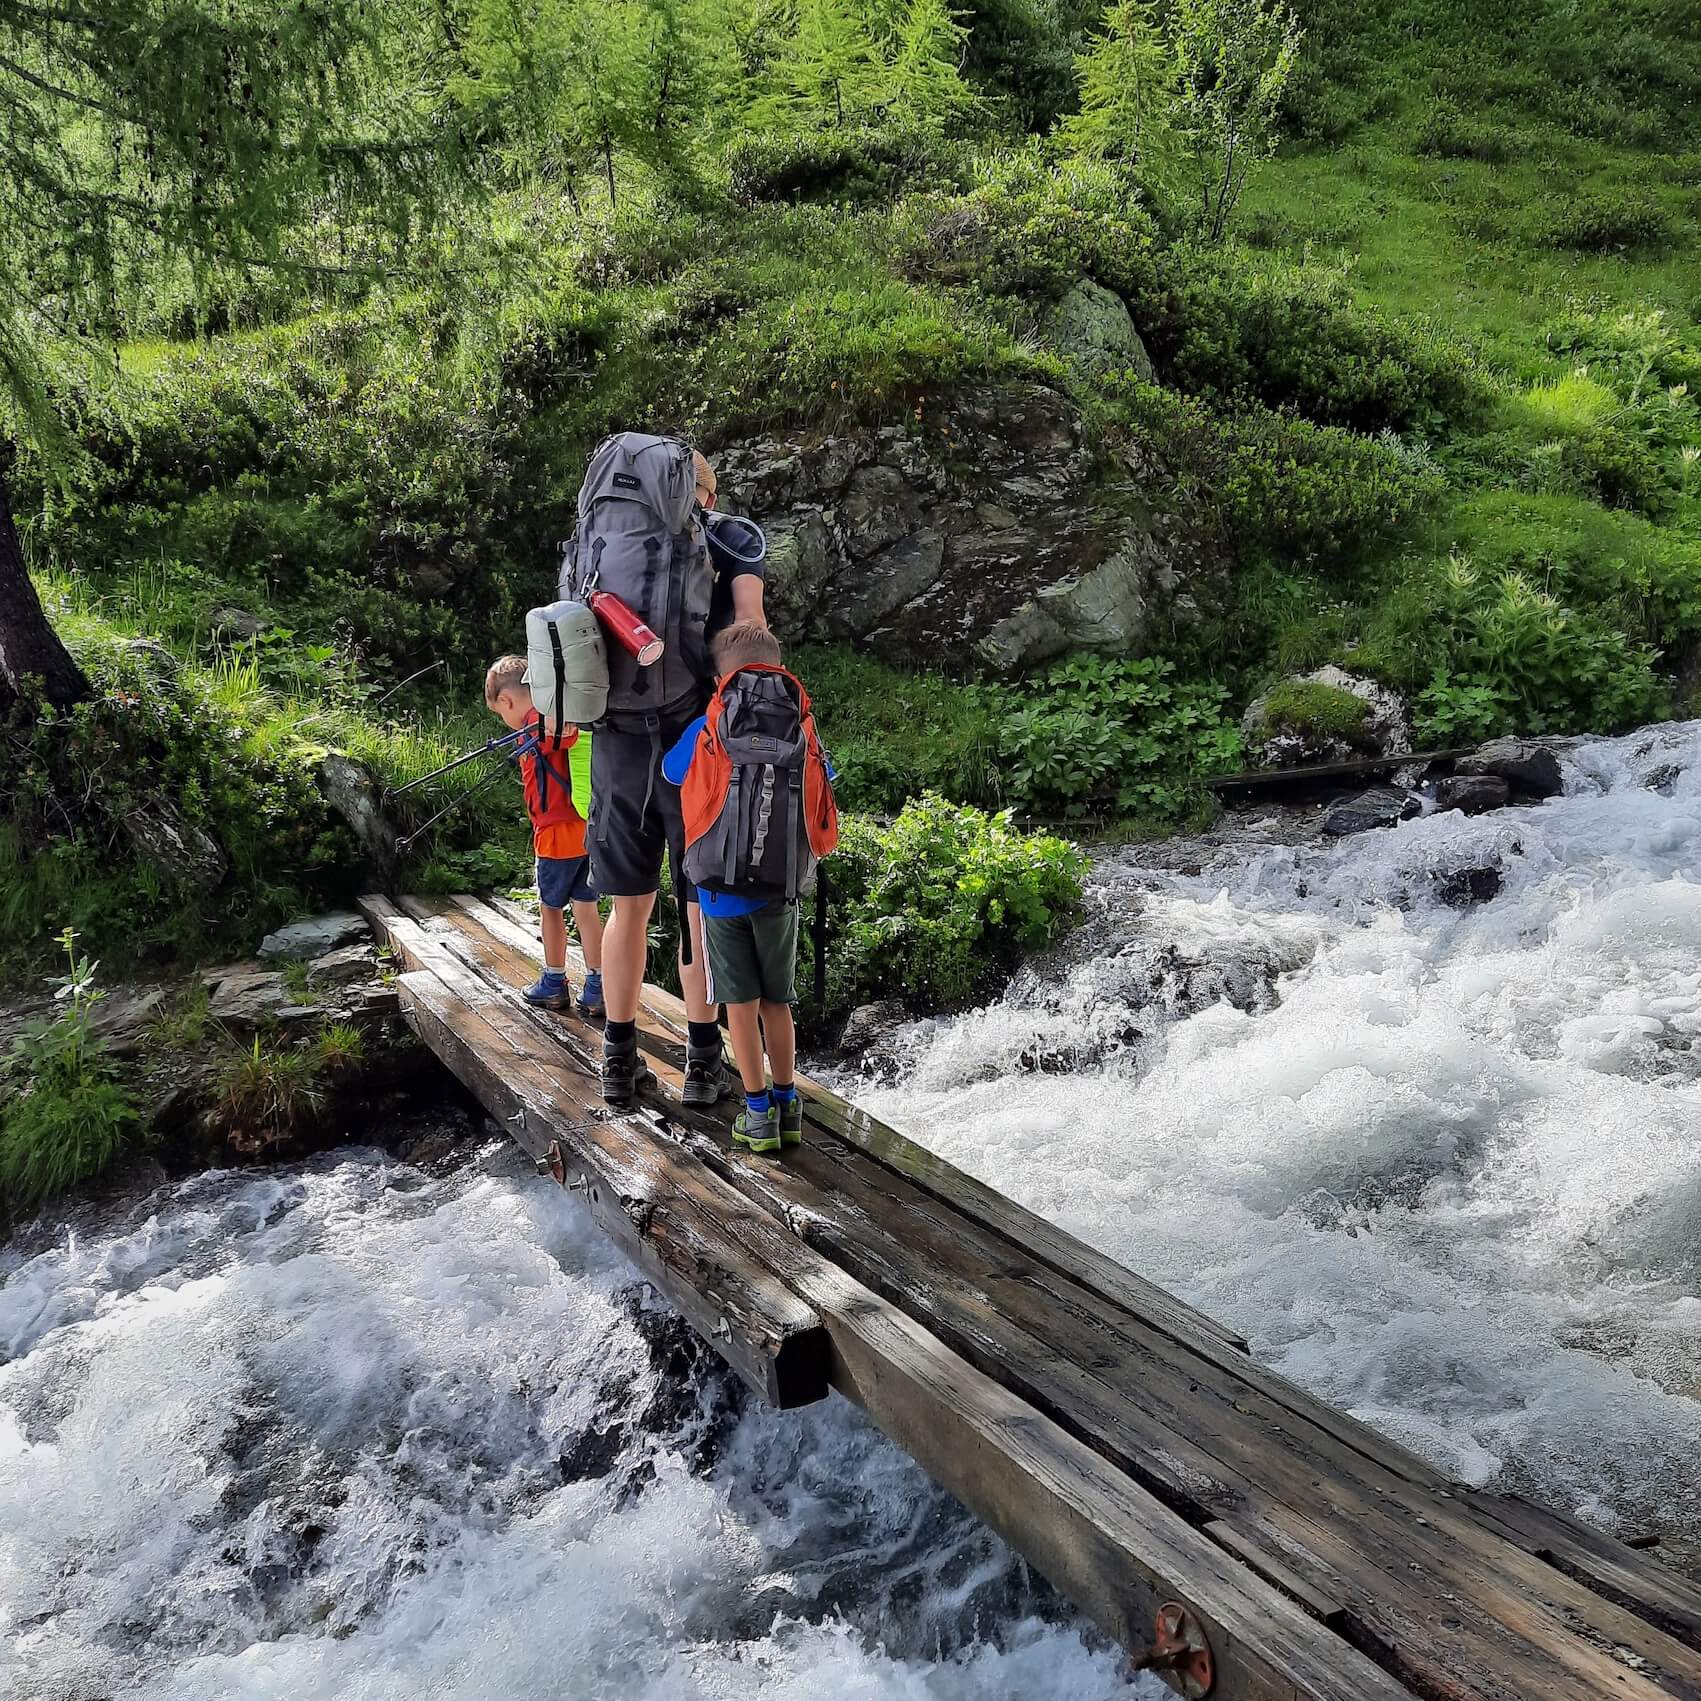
[124, 799, 227, 896]
[1048, 279, 1157, 383]
[259, 911, 369, 961]
[714, 383, 1224, 674]
[319, 754, 400, 876]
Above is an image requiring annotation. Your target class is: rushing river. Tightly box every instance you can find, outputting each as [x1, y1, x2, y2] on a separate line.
[4, 724, 1701, 1699]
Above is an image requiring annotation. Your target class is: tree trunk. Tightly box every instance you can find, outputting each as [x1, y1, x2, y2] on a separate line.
[602, 137, 617, 206]
[0, 449, 88, 714]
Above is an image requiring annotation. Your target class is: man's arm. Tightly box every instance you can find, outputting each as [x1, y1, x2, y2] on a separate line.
[730, 573, 766, 627]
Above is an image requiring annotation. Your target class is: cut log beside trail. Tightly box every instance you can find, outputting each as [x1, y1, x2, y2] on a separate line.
[1204, 748, 1476, 795]
[360, 892, 1701, 1701]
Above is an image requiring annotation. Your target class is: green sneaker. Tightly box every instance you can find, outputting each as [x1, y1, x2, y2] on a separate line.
[731, 1105, 781, 1156]
[774, 1093, 803, 1148]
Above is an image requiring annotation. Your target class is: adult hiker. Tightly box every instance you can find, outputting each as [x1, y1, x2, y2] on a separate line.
[694, 451, 769, 636]
[560, 433, 761, 1106]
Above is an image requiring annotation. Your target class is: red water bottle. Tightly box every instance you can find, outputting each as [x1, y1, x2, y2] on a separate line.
[589, 589, 665, 666]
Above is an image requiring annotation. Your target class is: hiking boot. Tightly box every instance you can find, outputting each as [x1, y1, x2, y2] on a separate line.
[775, 1094, 803, 1148]
[601, 1041, 653, 1107]
[522, 976, 570, 1011]
[574, 987, 606, 1023]
[682, 1045, 728, 1108]
[731, 1105, 781, 1156]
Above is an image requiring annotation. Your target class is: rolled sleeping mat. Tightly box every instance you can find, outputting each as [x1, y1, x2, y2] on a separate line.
[525, 599, 609, 735]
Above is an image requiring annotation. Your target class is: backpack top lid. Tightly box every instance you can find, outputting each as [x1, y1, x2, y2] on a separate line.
[578, 432, 695, 533]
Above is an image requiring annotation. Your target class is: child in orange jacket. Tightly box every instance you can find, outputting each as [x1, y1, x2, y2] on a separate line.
[484, 655, 605, 1018]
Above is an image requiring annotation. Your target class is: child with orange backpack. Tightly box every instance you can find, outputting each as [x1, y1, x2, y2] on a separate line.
[484, 655, 606, 1018]
[662, 622, 838, 1154]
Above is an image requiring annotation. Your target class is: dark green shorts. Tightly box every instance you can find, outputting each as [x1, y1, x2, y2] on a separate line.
[703, 903, 798, 1006]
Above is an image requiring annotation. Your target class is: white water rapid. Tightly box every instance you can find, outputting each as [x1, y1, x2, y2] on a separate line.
[4, 723, 1700, 1698]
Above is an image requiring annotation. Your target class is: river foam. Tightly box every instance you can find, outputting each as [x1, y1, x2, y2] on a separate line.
[5, 723, 1700, 1695]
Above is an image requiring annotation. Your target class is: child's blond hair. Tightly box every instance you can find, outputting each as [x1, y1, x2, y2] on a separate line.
[712, 621, 781, 676]
[485, 654, 527, 703]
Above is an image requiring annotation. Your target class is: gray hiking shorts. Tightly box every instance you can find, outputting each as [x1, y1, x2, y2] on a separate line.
[587, 706, 702, 902]
[703, 902, 799, 1006]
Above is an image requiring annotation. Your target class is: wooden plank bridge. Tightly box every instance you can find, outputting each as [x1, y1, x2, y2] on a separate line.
[360, 892, 1701, 1701]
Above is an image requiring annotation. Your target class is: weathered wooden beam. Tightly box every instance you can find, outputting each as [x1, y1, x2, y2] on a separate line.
[467, 890, 1255, 1358]
[1204, 748, 1474, 794]
[360, 900, 831, 1410]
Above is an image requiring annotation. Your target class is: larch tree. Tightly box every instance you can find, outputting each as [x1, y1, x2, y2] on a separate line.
[884, 0, 979, 132]
[0, 0, 472, 711]
[765, 0, 885, 129]
[1061, 0, 1179, 193]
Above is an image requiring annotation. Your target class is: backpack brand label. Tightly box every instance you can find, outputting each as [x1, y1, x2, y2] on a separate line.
[611, 472, 642, 490]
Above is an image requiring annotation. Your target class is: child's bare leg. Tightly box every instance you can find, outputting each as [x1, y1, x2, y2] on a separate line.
[570, 898, 604, 971]
[760, 999, 796, 1086]
[539, 904, 568, 970]
[724, 1001, 768, 1095]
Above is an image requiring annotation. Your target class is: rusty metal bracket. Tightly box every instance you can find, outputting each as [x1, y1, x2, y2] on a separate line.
[534, 1140, 565, 1185]
[1127, 1602, 1215, 1697]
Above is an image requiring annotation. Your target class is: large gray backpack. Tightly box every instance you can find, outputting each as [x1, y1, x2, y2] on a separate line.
[559, 432, 714, 725]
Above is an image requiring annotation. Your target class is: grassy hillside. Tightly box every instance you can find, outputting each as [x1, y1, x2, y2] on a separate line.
[7, 0, 1701, 971]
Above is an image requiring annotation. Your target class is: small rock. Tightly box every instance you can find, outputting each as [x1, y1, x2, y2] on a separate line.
[120, 638, 180, 678]
[258, 912, 369, 961]
[1431, 865, 1504, 908]
[1243, 666, 1413, 770]
[125, 800, 227, 896]
[1644, 763, 1682, 795]
[1433, 775, 1512, 816]
[149, 1082, 199, 1131]
[211, 607, 268, 640]
[89, 987, 166, 1057]
[1455, 738, 1563, 799]
[837, 999, 909, 1056]
[1048, 278, 1157, 383]
[204, 965, 291, 1030]
[309, 943, 378, 988]
[318, 757, 399, 876]
[1322, 787, 1421, 837]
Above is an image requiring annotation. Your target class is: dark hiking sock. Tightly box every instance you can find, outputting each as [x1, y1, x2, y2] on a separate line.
[687, 1020, 720, 1053]
[771, 1082, 797, 1105]
[605, 1018, 637, 1050]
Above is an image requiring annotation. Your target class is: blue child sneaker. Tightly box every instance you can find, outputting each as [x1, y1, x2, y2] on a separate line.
[522, 974, 570, 1010]
[575, 970, 605, 1022]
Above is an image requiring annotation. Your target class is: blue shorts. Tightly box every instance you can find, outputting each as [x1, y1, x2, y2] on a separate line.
[537, 855, 597, 910]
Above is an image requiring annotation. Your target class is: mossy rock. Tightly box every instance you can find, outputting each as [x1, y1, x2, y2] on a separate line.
[1260, 680, 1373, 744]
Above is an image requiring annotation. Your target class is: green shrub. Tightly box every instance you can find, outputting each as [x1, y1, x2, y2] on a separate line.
[1257, 679, 1371, 743]
[1, 931, 138, 1212]
[985, 655, 1242, 818]
[814, 797, 1086, 1020]
[1540, 194, 1674, 254]
[725, 128, 965, 206]
[1144, 259, 1483, 434]
[1411, 102, 1514, 163]
[1558, 426, 1671, 516]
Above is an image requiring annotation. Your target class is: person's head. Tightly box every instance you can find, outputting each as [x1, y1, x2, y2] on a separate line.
[712, 620, 781, 679]
[484, 654, 533, 731]
[693, 450, 718, 511]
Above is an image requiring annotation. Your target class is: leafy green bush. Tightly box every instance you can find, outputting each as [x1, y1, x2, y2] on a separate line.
[986, 654, 1242, 817]
[1, 931, 138, 1212]
[1145, 258, 1483, 433]
[814, 796, 1086, 1020]
[1256, 679, 1371, 743]
[725, 128, 965, 206]
[1411, 102, 1513, 163]
[1540, 194, 1674, 254]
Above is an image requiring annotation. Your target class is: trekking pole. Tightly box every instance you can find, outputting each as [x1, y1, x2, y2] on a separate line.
[395, 759, 511, 854]
[385, 728, 525, 800]
[813, 864, 829, 1010]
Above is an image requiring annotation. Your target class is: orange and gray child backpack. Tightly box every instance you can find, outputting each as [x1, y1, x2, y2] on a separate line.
[681, 665, 838, 902]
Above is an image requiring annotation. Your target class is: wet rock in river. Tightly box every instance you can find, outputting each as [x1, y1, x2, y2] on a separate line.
[1455, 737, 1563, 799]
[1322, 786, 1421, 837]
[1434, 774, 1512, 816]
[838, 999, 909, 1056]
